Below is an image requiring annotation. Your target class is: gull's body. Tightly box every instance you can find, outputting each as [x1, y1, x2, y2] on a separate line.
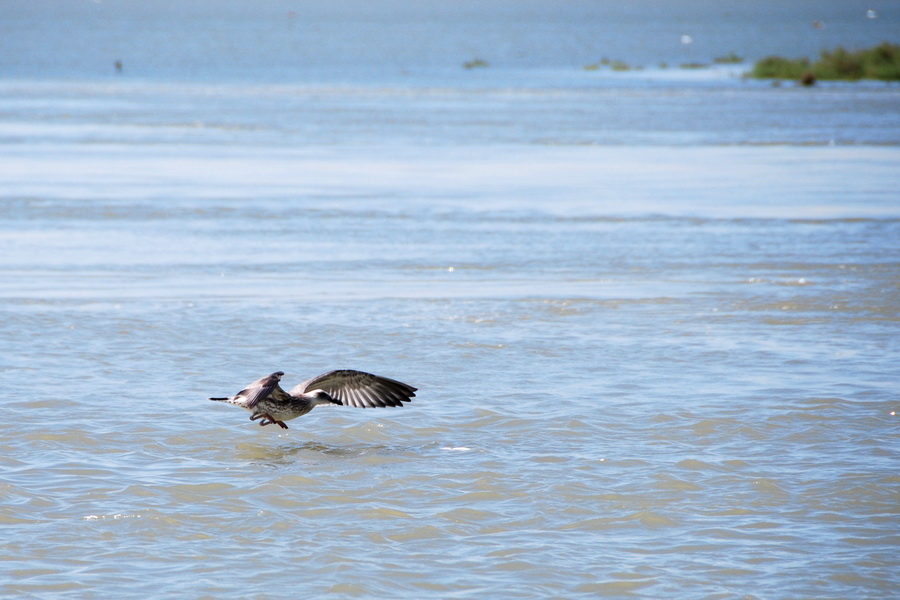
[209, 370, 417, 429]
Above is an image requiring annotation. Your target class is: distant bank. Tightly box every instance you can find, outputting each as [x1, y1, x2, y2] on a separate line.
[751, 42, 900, 84]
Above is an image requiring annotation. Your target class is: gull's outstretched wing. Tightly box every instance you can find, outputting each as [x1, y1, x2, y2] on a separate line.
[225, 371, 287, 409]
[291, 370, 417, 408]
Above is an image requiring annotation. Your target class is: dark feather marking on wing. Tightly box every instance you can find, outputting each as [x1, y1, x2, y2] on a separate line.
[338, 387, 355, 408]
[377, 388, 399, 407]
[238, 371, 284, 409]
[359, 387, 376, 408]
[377, 382, 407, 406]
[356, 388, 374, 408]
[375, 383, 408, 406]
[359, 387, 379, 407]
[292, 369, 416, 409]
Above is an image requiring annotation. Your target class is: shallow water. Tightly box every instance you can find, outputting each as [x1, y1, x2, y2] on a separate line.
[2, 2, 900, 599]
[2, 143, 898, 599]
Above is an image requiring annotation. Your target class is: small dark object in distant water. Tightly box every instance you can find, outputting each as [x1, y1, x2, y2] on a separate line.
[800, 71, 816, 86]
[115, 60, 123, 73]
[209, 370, 417, 429]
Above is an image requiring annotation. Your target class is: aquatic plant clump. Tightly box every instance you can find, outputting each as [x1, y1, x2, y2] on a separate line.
[751, 42, 900, 81]
[713, 52, 744, 64]
[583, 58, 631, 71]
[815, 43, 900, 80]
[751, 56, 811, 80]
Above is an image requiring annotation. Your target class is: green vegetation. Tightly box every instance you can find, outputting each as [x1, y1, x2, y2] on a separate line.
[751, 56, 811, 80]
[815, 43, 900, 80]
[713, 52, 743, 64]
[583, 58, 631, 71]
[579, 43, 899, 81]
[463, 58, 489, 69]
[751, 42, 900, 82]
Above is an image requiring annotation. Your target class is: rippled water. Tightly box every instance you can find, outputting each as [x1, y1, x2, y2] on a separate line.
[2, 1, 900, 599]
[3, 143, 898, 598]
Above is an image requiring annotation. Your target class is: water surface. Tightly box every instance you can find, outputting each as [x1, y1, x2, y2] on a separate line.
[1, 2, 899, 599]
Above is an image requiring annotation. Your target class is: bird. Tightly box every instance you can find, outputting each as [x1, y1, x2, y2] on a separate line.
[209, 370, 417, 429]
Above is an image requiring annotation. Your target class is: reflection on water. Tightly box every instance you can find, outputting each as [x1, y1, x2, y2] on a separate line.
[233, 440, 413, 464]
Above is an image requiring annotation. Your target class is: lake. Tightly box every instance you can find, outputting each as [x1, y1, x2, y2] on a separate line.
[1, 1, 899, 598]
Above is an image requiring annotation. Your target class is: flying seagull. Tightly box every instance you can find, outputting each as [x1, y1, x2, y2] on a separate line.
[209, 370, 417, 429]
